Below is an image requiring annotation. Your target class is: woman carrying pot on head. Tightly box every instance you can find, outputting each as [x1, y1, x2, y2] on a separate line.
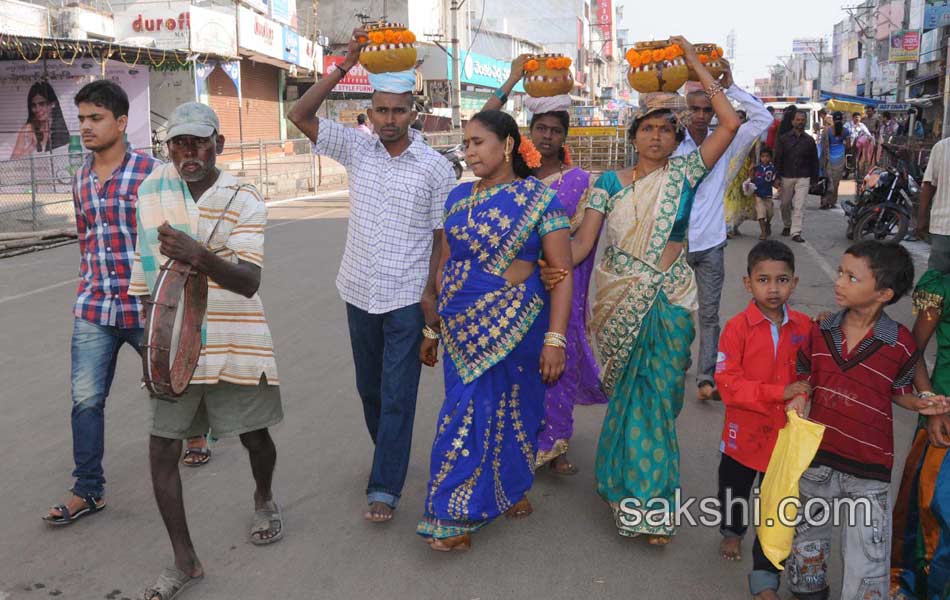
[416, 109, 574, 551]
[482, 59, 608, 477]
[11, 81, 71, 160]
[545, 36, 740, 545]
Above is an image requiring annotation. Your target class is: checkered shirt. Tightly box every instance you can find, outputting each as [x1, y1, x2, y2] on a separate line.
[925, 137, 950, 236]
[314, 119, 456, 314]
[73, 149, 160, 328]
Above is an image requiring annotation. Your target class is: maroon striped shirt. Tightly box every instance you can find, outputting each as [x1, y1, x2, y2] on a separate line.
[796, 310, 918, 482]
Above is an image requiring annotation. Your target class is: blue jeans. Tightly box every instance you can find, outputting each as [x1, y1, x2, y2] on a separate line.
[345, 303, 424, 509]
[686, 242, 725, 387]
[70, 317, 142, 498]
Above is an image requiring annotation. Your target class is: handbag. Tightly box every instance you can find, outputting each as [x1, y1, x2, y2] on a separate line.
[809, 176, 829, 196]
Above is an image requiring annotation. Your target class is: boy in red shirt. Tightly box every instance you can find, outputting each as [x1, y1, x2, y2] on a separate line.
[715, 240, 813, 599]
[789, 241, 948, 600]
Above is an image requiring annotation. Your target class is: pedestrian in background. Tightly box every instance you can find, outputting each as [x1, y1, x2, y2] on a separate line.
[774, 109, 818, 243]
[288, 29, 456, 524]
[355, 113, 372, 135]
[820, 111, 848, 210]
[918, 136, 950, 272]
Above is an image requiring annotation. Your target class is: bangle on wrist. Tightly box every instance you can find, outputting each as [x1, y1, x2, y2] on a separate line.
[337, 64, 350, 78]
[422, 325, 441, 340]
[918, 391, 937, 399]
[494, 87, 509, 105]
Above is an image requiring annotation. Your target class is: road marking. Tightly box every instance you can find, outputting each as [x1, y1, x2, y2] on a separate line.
[0, 277, 76, 306]
[266, 190, 349, 206]
[800, 240, 839, 284]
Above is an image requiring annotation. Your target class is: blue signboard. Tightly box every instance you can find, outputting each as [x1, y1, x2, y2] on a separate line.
[282, 26, 299, 65]
[446, 50, 525, 93]
[271, 0, 294, 26]
[924, 0, 950, 29]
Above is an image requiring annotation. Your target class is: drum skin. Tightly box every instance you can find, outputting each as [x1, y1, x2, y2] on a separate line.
[143, 258, 208, 398]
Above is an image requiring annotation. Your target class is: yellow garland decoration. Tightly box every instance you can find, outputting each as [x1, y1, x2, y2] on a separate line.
[15, 37, 44, 63]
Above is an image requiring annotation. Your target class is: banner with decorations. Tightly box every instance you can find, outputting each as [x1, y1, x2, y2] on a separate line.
[888, 29, 921, 63]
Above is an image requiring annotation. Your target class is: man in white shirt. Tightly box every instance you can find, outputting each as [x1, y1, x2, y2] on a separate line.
[673, 65, 771, 401]
[288, 29, 456, 523]
[919, 136, 950, 273]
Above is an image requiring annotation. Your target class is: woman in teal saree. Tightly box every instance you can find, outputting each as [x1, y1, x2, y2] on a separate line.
[558, 37, 740, 544]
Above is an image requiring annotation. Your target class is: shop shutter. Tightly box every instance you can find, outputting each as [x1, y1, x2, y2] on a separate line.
[208, 61, 280, 145]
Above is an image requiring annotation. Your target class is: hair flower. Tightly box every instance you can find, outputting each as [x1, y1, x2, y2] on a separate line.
[518, 138, 542, 169]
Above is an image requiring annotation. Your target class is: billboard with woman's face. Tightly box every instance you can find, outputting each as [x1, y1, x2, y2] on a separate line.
[0, 60, 150, 161]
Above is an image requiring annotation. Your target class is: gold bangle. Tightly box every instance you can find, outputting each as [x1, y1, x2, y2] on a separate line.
[544, 340, 566, 349]
[422, 325, 441, 340]
[704, 81, 724, 101]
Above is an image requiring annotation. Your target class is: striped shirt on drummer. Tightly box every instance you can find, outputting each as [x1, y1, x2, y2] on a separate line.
[129, 170, 278, 387]
[796, 310, 918, 482]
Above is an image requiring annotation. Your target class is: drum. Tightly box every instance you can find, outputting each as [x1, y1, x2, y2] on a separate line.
[142, 258, 208, 398]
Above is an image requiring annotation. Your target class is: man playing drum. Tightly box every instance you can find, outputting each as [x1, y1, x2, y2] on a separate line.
[128, 102, 283, 600]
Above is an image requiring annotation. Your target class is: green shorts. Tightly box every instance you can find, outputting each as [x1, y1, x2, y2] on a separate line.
[150, 376, 283, 440]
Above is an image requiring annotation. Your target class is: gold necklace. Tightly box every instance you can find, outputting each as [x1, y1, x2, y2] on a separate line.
[467, 180, 482, 226]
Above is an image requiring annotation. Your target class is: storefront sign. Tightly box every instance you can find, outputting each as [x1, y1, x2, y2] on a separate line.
[323, 56, 372, 93]
[0, 0, 48, 37]
[116, 2, 191, 50]
[447, 50, 525, 92]
[0, 60, 150, 162]
[924, 0, 950, 29]
[597, 0, 613, 57]
[238, 6, 283, 60]
[282, 27, 299, 66]
[889, 29, 921, 63]
[298, 36, 317, 72]
[270, 0, 296, 27]
[190, 5, 237, 56]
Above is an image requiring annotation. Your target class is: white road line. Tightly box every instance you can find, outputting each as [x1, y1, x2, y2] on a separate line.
[801, 239, 839, 284]
[266, 190, 349, 206]
[0, 277, 76, 306]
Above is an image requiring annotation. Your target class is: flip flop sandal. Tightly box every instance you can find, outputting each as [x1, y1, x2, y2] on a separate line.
[42, 493, 105, 526]
[143, 566, 203, 600]
[181, 446, 211, 467]
[250, 499, 284, 545]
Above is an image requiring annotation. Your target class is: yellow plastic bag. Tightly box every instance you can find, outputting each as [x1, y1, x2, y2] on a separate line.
[755, 411, 825, 570]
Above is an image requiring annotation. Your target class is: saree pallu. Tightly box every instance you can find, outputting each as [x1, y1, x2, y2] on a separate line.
[723, 154, 755, 230]
[891, 270, 950, 599]
[588, 150, 707, 537]
[417, 177, 570, 540]
[536, 167, 607, 468]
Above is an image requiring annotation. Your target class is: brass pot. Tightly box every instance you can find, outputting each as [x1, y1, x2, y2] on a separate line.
[523, 53, 574, 97]
[626, 41, 688, 94]
[687, 43, 727, 81]
[359, 22, 418, 74]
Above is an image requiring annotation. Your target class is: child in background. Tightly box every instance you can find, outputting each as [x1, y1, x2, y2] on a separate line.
[790, 241, 949, 600]
[714, 241, 812, 600]
[751, 149, 777, 240]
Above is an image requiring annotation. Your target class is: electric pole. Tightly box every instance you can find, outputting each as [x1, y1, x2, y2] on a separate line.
[896, 0, 911, 101]
[449, 0, 462, 129]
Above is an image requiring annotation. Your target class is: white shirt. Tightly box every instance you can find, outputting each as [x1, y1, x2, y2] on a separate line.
[845, 121, 871, 142]
[924, 137, 950, 236]
[314, 118, 456, 314]
[674, 84, 772, 252]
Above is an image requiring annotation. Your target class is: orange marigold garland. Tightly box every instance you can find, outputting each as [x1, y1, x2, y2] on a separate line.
[524, 59, 540, 72]
[518, 138, 542, 169]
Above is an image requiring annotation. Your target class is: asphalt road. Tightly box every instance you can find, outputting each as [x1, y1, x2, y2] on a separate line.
[0, 184, 936, 600]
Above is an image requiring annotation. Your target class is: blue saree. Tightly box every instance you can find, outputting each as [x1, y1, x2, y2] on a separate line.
[417, 177, 570, 539]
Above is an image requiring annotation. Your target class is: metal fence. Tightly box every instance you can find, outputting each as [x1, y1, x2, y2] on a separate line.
[0, 138, 338, 234]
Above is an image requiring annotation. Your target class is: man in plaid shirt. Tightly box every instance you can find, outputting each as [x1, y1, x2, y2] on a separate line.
[289, 28, 455, 523]
[43, 81, 160, 526]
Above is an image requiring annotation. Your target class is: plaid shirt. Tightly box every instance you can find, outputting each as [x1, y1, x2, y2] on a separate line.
[73, 149, 159, 328]
[314, 119, 456, 314]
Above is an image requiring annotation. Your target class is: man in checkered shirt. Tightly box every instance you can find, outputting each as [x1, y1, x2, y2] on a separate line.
[43, 81, 160, 526]
[289, 28, 456, 523]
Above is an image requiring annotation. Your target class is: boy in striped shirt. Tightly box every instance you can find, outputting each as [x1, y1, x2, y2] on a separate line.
[789, 241, 948, 600]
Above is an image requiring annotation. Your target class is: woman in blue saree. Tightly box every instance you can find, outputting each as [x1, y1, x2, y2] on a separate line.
[417, 110, 574, 551]
[560, 37, 740, 545]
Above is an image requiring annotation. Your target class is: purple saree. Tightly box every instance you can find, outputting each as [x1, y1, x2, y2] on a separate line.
[535, 166, 607, 468]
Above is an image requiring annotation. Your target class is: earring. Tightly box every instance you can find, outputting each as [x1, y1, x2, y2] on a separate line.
[505, 149, 512, 163]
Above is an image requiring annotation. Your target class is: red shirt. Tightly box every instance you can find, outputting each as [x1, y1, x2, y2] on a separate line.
[715, 301, 813, 472]
[797, 310, 919, 482]
[765, 118, 781, 151]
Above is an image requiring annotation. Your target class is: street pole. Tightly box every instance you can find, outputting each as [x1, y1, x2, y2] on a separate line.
[864, 2, 875, 99]
[943, 31, 950, 138]
[449, 0, 462, 130]
[896, 0, 911, 102]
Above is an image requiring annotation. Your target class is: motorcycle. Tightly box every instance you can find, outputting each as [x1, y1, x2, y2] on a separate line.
[843, 146, 918, 243]
[437, 144, 466, 180]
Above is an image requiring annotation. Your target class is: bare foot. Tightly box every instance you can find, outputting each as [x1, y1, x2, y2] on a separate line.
[429, 534, 471, 552]
[720, 536, 742, 561]
[505, 497, 533, 519]
[697, 383, 715, 402]
[363, 501, 394, 523]
[551, 454, 578, 475]
[752, 590, 780, 600]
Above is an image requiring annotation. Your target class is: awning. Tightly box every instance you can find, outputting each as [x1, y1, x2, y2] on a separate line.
[818, 91, 881, 107]
[908, 73, 940, 87]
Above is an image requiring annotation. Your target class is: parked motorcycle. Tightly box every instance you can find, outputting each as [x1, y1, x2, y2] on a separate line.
[843, 148, 918, 243]
[437, 144, 466, 180]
